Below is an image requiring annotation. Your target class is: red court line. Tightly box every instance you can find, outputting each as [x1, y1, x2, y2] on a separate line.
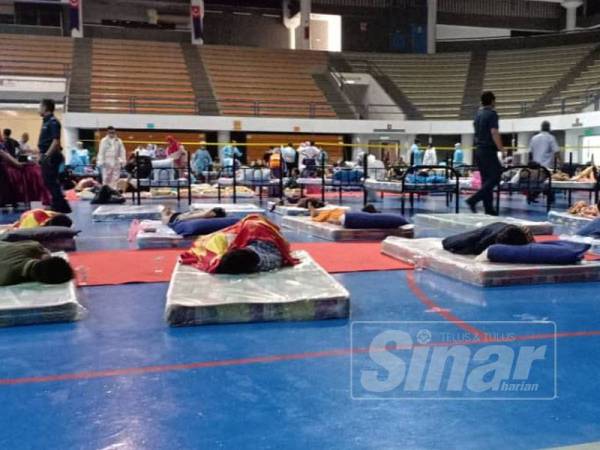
[405, 271, 488, 339]
[0, 329, 599, 387]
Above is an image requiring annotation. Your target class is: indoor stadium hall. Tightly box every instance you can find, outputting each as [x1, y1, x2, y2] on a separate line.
[2, 0, 600, 449]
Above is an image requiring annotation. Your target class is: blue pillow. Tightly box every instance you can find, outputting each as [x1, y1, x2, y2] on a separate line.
[344, 212, 409, 229]
[576, 218, 600, 238]
[487, 241, 590, 265]
[169, 217, 239, 237]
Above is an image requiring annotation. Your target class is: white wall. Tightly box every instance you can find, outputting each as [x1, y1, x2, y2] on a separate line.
[436, 24, 511, 41]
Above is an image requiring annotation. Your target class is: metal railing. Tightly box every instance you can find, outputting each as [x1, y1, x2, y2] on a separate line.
[65, 94, 406, 118]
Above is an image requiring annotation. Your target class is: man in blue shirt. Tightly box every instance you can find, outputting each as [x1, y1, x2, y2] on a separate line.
[38, 99, 71, 213]
[410, 139, 423, 166]
[466, 91, 505, 216]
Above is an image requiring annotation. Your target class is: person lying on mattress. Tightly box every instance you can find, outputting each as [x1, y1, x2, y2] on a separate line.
[269, 196, 326, 212]
[161, 206, 227, 226]
[0, 241, 74, 286]
[442, 222, 534, 255]
[7, 208, 72, 230]
[180, 215, 298, 274]
[309, 204, 410, 229]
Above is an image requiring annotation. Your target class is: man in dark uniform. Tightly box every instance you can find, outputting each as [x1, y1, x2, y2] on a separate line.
[38, 99, 71, 213]
[466, 91, 505, 216]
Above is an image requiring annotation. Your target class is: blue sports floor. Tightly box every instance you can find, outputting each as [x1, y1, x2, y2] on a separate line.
[1, 191, 599, 450]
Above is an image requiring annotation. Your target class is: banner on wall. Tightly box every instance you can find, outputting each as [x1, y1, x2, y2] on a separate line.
[191, 0, 205, 45]
[69, 0, 80, 31]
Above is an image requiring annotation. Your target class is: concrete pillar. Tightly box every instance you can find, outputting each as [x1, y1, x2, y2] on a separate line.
[282, 0, 300, 49]
[562, 0, 583, 31]
[217, 130, 230, 162]
[427, 0, 437, 54]
[461, 133, 473, 165]
[63, 127, 79, 163]
[517, 132, 532, 163]
[296, 0, 311, 50]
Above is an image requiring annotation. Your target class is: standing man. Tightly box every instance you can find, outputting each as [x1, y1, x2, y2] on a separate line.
[530, 121, 560, 170]
[38, 99, 71, 213]
[97, 126, 126, 189]
[466, 91, 505, 216]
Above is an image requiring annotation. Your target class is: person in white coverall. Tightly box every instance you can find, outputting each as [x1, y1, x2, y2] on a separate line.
[97, 126, 126, 189]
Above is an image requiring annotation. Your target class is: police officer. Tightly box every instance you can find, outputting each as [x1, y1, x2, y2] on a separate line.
[466, 91, 505, 216]
[38, 99, 71, 213]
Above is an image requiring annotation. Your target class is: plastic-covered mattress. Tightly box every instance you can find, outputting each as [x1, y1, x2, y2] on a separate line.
[413, 213, 553, 236]
[547, 211, 594, 234]
[382, 236, 600, 287]
[551, 180, 596, 190]
[0, 253, 82, 327]
[135, 220, 195, 249]
[364, 179, 456, 193]
[165, 251, 350, 326]
[92, 204, 165, 222]
[282, 216, 414, 241]
[190, 203, 265, 218]
[267, 202, 350, 216]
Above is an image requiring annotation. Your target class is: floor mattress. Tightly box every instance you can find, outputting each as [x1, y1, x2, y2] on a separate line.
[382, 236, 600, 287]
[282, 216, 414, 241]
[0, 253, 82, 326]
[165, 251, 350, 326]
[190, 203, 265, 218]
[135, 220, 195, 249]
[413, 213, 553, 236]
[267, 202, 350, 216]
[92, 205, 165, 222]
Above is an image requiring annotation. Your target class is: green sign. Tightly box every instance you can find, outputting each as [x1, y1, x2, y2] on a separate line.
[147, 123, 155, 129]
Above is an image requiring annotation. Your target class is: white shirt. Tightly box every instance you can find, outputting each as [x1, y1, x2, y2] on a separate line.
[423, 147, 437, 166]
[529, 131, 559, 168]
[98, 136, 126, 167]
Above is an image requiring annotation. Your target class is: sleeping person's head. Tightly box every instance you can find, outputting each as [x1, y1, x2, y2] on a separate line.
[45, 214, 72, 228]
[215, 248, 260, 274]
[210, 207, 227, 218]
[495, 225, 534, 246]
[30, 257, 74, 284]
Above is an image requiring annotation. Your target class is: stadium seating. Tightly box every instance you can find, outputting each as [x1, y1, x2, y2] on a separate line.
[199, 45, 337, 118]
[90, 39, 196, 114]
[344, 51, 471, 120]
[0, 33, 73, 78]
[483, 44, 595, 117]
[538, 49, 600, 115]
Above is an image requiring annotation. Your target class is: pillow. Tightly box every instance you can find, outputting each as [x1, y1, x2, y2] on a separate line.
[487, 241, 590, 265]
[576, 218, 600, 238]
[169, 217, 239, 237]
[0, 226, 80, 242]
[343, 212, 409, 229]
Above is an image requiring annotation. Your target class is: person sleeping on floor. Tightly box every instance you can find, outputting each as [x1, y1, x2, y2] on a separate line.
[441, 222, 589, 265]
[161, 206, 227, 226]
[269, 196, 326, 212]
[0, 240, 74, 286]
[181, 214, 298, 274]
[309, 204, 410, 229]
